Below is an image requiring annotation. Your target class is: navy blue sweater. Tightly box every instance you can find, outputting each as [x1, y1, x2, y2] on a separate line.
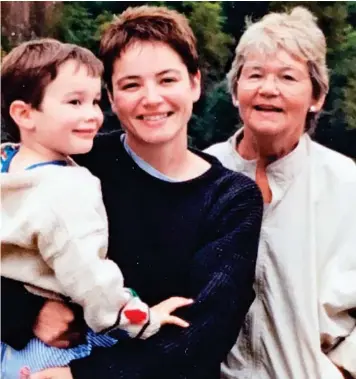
[2, 131, 263, 379]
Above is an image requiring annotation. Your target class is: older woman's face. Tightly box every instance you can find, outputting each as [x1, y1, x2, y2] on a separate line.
[109, 41, 201, 146]
[237, 49, 318, 140]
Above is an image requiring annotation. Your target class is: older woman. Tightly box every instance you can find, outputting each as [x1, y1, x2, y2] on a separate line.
[1, 5, 263, 379]
[206, 6, 356, 379]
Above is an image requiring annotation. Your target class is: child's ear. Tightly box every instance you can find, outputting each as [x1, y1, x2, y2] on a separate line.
[9, 101, 36, 131]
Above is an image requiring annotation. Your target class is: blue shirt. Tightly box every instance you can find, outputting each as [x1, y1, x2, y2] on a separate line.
[121, 134, 179, 183]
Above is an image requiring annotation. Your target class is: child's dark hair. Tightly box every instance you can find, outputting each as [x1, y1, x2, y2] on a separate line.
[1, 38, 103, 142]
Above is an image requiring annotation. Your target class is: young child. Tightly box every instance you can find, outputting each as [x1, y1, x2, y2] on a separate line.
[1, 38, 193, 379]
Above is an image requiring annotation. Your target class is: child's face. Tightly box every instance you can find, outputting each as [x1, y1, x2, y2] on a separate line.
[31, 59, 103, 156]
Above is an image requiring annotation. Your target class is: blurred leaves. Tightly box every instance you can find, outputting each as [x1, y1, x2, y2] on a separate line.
[189, 80, 239, 149]
[47, 2, 114, 53]
[183, 2, 234, 85]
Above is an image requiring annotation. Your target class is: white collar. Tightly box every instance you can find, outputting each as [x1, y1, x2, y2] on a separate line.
[227, 128, 310, 203]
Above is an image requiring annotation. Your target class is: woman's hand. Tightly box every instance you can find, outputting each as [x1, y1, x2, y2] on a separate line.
[33, 300, 83, 348]
[30, 367, 73, 379]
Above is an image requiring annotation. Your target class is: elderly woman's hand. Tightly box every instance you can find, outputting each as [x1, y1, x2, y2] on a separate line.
[30, 367, 73, 379]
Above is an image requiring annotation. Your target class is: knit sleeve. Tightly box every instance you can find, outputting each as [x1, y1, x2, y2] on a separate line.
[70, 176, 263, 379]
[38, 168, 159, 338]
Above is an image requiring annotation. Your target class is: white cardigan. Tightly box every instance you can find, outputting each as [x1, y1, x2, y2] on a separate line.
[205, 131, 356, 379]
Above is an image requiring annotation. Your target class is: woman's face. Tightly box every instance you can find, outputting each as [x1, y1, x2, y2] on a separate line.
[109, 41, 201, 146]
[236, 48, 323, 141]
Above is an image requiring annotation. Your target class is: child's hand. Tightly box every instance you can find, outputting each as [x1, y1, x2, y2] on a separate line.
[151, 297, 194, 328]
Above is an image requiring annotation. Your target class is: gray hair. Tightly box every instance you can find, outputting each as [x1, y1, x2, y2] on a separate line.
[227, 7, 329, 132]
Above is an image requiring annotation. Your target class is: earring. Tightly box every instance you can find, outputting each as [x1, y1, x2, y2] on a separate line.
[309, 105, 316, 112]
[232, 98, 239, 107]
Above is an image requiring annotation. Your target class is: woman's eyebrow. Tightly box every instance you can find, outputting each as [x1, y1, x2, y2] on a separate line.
[243, 64, 263, 70]
[157, 69, 180, 76]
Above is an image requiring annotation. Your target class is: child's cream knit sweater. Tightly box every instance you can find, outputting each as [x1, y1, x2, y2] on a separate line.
[1, 146, 159, 338]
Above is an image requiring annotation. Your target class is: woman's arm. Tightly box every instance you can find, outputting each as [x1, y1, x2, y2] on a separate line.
[68, 178, 263, 379]
[320, 178, 356, 378]
[1, 277, 85, 350]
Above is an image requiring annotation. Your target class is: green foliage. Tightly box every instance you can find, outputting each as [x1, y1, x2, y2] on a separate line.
[340, 26, 356, 129]
[309, 2, 356, 132]
[182, 2, 234, 85]
[50, 3, 97, 49]
[49, 2, 114, 52]
[189, 80, 240, 149]
[222, 2, 270, 38]
[348, 2, 356, 27]
[344, 78, 356, 129]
